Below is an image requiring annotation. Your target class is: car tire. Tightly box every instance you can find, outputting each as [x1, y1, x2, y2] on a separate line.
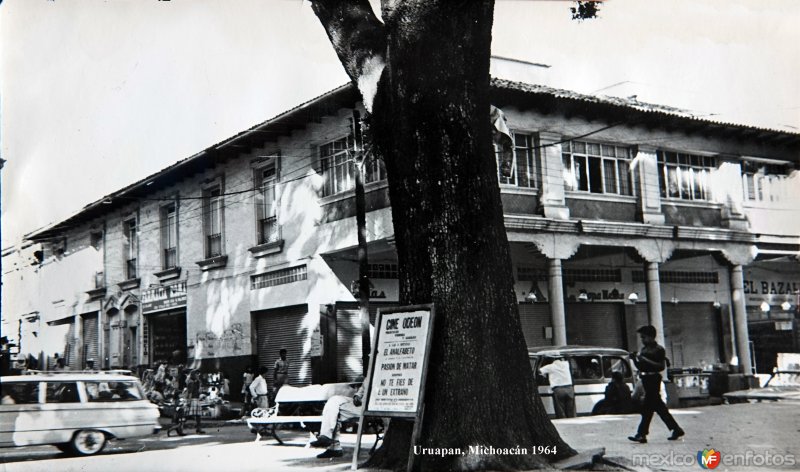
[55, 443, 71, 453]
[69, 429, 107, 456]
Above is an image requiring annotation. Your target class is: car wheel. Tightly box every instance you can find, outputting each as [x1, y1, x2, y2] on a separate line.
[55, 443, 71, 453]
[69, 429, 107, 456]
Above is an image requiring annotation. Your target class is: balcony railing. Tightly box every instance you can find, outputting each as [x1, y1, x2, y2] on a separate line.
[164, 247, 177, 269]
[206, 233, 223, 258]
[258, 216, 279, 245]
[126, 258, 137, 280]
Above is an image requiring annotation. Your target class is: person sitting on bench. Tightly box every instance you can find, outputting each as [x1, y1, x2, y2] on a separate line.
[310, 377, 365, 458]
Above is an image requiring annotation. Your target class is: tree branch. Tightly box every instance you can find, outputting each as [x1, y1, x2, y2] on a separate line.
[310, 0, 387, 111]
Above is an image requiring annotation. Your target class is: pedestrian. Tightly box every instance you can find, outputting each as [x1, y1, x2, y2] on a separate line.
[592, 371, 635, 415]
[242, 366, 254, 411]
[310, 377, 365, 458]
[273, 349, 289, 393]
[539, 356, 576, 418]
[249, 366, 270, 409]
[221, 372, 231, 400]
[185, 370, 206, 434]
[628, 325, 684, 443]
[53, 356, 68, 371]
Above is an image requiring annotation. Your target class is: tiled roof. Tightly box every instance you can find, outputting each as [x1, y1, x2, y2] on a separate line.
[491, 78, 799, 136]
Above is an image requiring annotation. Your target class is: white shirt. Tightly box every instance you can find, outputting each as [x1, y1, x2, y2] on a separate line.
[540, 359, 572, 388]
[249, 375, 268, 396]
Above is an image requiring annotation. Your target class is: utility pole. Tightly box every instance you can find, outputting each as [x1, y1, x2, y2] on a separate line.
[352, 110, 371, 377]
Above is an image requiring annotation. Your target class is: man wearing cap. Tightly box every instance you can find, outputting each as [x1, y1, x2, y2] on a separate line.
[628, 325, 685, 443]
[310, 377, 365, 458]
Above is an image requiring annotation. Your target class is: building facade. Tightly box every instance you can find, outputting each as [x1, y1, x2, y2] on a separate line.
[3, 80, 799, 396]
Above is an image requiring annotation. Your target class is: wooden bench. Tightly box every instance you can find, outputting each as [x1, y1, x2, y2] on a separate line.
[245, 383, 384, 451]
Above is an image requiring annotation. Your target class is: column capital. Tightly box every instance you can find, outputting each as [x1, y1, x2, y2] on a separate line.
[634, 145, 658, 155]
[633, 240, 675, 263]
[721, 246, 756, 267]
[538, 131, 562, 143]
[529, 235, 581, 260]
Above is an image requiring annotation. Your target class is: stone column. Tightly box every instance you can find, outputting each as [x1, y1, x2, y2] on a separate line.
[717, 159, 748, 230]
[729, 264, 753, 374]
[633, 146, 665, 225]
[548, 258, 567, 345]
[538, 132, 569, 220]
[645, 261, 666, 346]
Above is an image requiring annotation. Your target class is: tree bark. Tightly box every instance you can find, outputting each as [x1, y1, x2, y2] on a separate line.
[311, 1, 575, 470]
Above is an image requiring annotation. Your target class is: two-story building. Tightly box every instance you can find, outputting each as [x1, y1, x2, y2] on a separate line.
[4, 79, 799, 397]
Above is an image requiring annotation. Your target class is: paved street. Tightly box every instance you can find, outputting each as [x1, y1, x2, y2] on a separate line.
[1, 401, 798, 471]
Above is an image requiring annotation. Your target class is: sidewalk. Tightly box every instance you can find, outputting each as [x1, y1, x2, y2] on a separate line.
[552, 400, 800, 470]
[149, 401, 799, 471]
[299, 401, 800, 470]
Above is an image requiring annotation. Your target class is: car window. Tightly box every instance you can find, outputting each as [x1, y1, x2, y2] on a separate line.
[534, 357, 551, 385]
[45, 382, 81, 403]
[1, 382, 40, 404]
[571, 355, 603, 380]
[85, 381, 143, 402]
[602, 356, 631, 379]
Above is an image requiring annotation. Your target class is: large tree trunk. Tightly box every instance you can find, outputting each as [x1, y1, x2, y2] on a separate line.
[311, 1, 575, 469]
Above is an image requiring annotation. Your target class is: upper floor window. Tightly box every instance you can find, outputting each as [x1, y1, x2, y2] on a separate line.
[657, 151, 715, 201]
[495, 132, 538, 189]
[123, 218, 137, 279]
[562, 140, 634, 196]
[742, 162, 790, 204]
[203, 186, 224, 258]
[161, 204, 178, 269]
[320, 136, 386, 196]
[255, 162, 279, 245]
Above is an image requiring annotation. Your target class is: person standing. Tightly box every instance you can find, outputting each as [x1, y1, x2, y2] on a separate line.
[249, 366, 270, 409]
[241, 366, 254, 412]
[185, 370, 206, 434]
[273, 349, 289, 393]
[628, 325, 684, 443]
[539, 357, 576, 418]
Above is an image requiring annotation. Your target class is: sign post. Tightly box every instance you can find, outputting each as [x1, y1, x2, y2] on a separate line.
[351, 304, 435, 472]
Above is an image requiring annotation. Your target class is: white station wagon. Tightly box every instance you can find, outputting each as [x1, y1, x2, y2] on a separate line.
[529, 345, 636, 416]
[0, 371, 161, 455]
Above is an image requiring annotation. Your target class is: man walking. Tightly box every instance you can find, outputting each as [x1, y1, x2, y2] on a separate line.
[539, 356, 576, 418]
[628, 325, 685, 443]
[249, 366, 270, 409]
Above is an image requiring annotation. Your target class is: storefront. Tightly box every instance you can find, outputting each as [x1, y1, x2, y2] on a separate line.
[518, 302, 551, 348]
[744, 262, 800, 373]
[253, 304, 315, 389]
[81, 312, 99, 369]
[333, 302, 396, 382]
[566, 302, 626, 349]
[141, 281, 188, 366]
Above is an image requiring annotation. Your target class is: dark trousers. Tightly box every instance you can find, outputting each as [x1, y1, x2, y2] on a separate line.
[636, 375, 679, 436]
[552, 385, 576, 418]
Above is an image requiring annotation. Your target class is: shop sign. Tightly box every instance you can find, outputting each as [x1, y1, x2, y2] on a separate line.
[310, 325, 323, 357]
[775, 321, 793, 331]
[743, 280, 799, 296]
[365, 306, 434, 416]
[142, 281, 187, 314]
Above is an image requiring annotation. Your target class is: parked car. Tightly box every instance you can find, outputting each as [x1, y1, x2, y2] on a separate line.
[0, 371, 161, 455]
[529, 345, 635, 416]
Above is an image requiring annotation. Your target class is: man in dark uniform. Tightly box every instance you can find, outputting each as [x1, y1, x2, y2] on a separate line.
[628, 325, 684, 443]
